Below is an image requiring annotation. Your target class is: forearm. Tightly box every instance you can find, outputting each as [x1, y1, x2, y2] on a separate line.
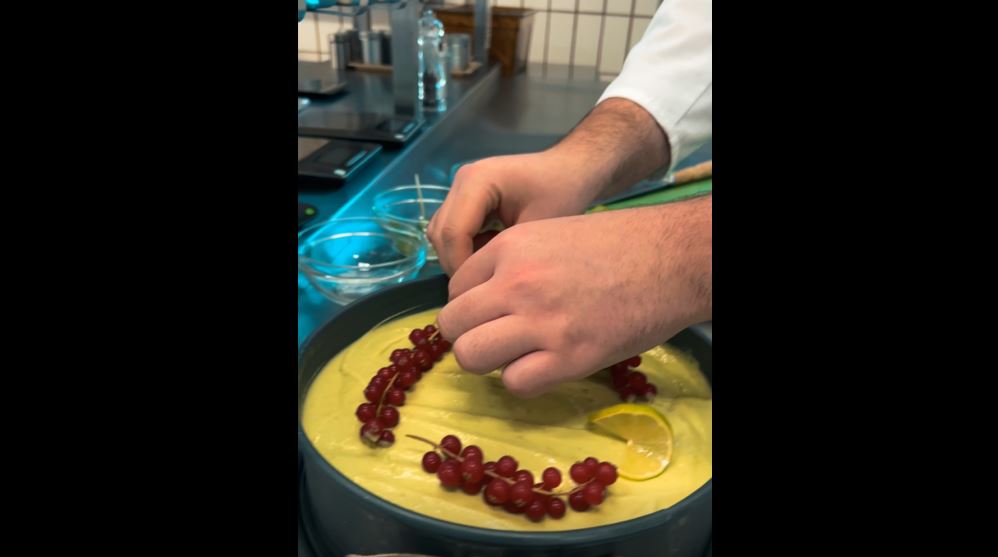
[546, 98, 671, 203]
[555, 0, 711, 203]
[647, 195, 712, 325]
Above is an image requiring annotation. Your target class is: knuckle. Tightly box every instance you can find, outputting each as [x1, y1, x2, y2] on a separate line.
[436, 309, 455, 340]
[501, 370, 538, 398]
[439, 225, 462, 245]
[452, 336, 481, 372]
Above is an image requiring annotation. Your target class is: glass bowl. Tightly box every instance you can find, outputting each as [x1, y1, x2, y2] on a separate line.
[298, 217, 427, 305]
[372, 185, 449, 261]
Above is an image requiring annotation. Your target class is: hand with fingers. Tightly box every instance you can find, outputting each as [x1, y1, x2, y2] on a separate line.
[434, 197, 711, 398]
[428, 98, 712, 397]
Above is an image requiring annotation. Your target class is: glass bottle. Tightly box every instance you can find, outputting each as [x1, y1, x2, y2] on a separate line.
[417, 9, 447, 111]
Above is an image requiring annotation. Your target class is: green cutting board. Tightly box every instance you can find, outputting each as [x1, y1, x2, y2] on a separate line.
[588, 178, 712, 213]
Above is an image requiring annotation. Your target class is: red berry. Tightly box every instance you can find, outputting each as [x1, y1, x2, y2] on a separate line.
[568, 491, 590, 511]
[525, 499, 546, 521]
[570, 462, 593, 483]
[377, 430, 395, 447]
[390, 349, 409, 364]
[483, 461, 497, 473]
[541, 467, 561, 490]
[424, 324, 437, 335]
[368, 375, 387, 392]
[610, 362, 629, 374]
[503, 501, 526, 514]
[409, 328, 427, 345]
[355, 403, 376, 422]
[627, 371, 647, 390]
[484, 478, 509, 505]
[496, 456, 518, 477]
[399, 362, 420, 375]
[422, 451, 442, 473]
[437, 461, 461, 488]
[546, 497, 566, 518]
[619, 387, 636, 402]
[378, 406, 399, 428]
[437, 339, 452, 352]
[510, 480, 535, 508]
[360, 420, 381, 442]
[413, 349, 433, 371]
[363, 386, 379, 403]
[640, 384, 657, 399]
[425, 341, 439, 358]
[460, 459, 485, 484]
[612, 370, 629, 390]
[374, 367, 393, 381]
[513, 470, 534, 485]
[462, 479, 485, 495]
[583, 457, 599, 475]
[385, 388, 405, 406]
[440, 435, 462, 456]
[583, 481, 606, 506]
[596, 462, 618, 486]
[397, 370, 420, 390]
[461, 445, 483, 461]
[395, 355, 412, 369]
[625, 356, 642, 368]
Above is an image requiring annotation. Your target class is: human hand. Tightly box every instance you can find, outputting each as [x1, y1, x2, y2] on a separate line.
[436, 196, 712, 397]
[427, 151, 605, 276]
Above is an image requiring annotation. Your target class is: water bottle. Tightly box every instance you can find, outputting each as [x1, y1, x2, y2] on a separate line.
[417, 9, 447, 110]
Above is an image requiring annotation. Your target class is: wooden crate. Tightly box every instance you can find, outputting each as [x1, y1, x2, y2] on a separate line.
[434, 6, 536, 76]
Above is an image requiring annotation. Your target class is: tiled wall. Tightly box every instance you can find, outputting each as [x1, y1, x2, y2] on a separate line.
[298, 0, 661, 80]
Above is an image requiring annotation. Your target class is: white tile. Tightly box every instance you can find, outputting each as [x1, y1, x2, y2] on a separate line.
[571, 14, 601, 68]
[578, 0, 604, 13]
[297, 52, 325, 62]
[523, 0, 548, 10]
[598, 14, 628, 73]
[551, 0, 575, 11]
[634, 0, 658, 17]
[370, 7, 391, 29]
[316, 13, 348, 54]
[298, 12, 320, 52]
[527, 11, 548, 63]
[628, 15, 649, 51]
[545, 12, 573, 64]
[606, 0, 631, 15]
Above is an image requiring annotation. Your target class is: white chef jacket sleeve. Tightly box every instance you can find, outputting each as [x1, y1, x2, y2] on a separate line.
[597, 0, 712, 171]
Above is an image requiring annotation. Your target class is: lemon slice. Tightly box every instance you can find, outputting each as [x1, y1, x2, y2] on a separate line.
[588, 404, 674, 481]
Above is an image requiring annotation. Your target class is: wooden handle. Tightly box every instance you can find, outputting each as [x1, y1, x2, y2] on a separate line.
[672, 160, 712, 186]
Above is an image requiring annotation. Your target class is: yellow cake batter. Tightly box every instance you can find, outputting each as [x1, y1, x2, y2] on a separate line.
[302, 309, 712, 531]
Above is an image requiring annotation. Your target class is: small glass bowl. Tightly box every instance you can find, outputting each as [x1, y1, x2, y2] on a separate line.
[372, 185, 449, 261]
[298, 217, 427, 305]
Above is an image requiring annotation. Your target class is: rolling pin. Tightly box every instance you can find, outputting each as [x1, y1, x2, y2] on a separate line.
[671, 160, 712, 186]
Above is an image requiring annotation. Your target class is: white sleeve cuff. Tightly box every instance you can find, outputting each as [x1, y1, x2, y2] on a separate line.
[596, 0, 712, 172]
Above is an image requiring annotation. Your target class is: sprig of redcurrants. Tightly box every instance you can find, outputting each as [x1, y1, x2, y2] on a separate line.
[608, 356, 658, 401]
[357, 325, 655, 447]
[355, 325, 452, 447]
[408, 434, 618, 522]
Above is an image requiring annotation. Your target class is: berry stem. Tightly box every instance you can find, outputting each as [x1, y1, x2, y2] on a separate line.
[405, 434, 595, 496]
[363, 373, 400, 444]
